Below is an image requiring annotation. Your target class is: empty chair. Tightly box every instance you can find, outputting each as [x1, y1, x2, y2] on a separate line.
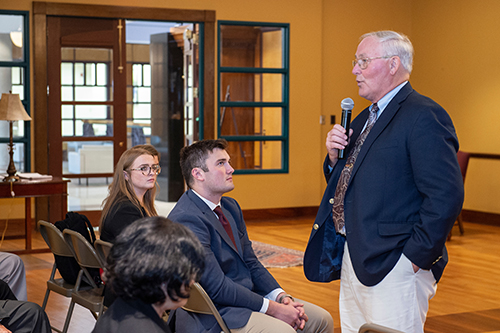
[182, 282, 231, 333]
[38, 220, 90, 333]
[448, 150, 471, 240]
[62, 229, 106, 333]
[358, 323, 404, 333]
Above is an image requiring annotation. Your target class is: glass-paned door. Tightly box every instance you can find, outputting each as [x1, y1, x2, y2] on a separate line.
[47, 17, 201, 221]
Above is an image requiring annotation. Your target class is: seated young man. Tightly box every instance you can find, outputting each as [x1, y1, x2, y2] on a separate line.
[168, 139, 334, 333]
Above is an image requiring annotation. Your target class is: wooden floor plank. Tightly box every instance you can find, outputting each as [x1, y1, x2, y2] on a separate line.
[9, 218, 500, 332]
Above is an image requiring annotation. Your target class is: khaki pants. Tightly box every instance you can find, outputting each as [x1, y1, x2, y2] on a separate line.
[339, 242, 437, 333]
[233, 299, 333, 333]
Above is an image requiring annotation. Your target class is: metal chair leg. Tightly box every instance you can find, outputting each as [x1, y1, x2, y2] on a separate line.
[41, 287, 50, 310]
[457, 213, 465, 235]
[62, 300, 76, 333]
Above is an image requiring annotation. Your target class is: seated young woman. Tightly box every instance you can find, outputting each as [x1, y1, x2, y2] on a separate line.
[99, 145, 160, 243]
[92, 216, 205, 333]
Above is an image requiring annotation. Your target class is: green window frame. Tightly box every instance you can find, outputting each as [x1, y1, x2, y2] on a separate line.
[0, 10, 30, 173]
[217, 21, 289, 174]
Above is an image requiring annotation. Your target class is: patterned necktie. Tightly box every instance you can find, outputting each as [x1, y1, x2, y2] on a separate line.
[214, 206, 237, 247]
[332, 103, 379, 234]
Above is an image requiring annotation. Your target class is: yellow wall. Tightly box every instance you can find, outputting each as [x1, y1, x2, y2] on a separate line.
[411, 1, 500, 214]
[1, 0, 499, 215]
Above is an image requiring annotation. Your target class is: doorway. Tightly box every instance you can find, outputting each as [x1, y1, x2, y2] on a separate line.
[33, 3, 215, 224]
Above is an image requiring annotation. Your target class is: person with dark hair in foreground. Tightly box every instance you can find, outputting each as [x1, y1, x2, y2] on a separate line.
[168, 139, 333, 333]
[0, 280, 51, 333]
[92, 216, 205, 333]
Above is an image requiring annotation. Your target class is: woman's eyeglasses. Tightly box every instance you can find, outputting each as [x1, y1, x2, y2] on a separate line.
[129, 164, 161, 176]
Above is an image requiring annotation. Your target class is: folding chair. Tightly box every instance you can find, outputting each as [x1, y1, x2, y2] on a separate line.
[182, 282, 231, 333]
[94, 239, 113, 266]
[62, 229, 106, 333]
[37, 220, 90, 333]
[448, 150, 471, 240]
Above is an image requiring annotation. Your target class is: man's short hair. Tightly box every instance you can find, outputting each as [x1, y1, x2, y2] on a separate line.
[180, 139, 229, 188]
[361, 30, 414, 74]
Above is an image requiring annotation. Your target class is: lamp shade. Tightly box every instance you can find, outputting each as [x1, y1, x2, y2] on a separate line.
[0, 93, 31, 121]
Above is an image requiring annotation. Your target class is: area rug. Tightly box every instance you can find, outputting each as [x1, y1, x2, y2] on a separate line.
[252, 241, 304, 268]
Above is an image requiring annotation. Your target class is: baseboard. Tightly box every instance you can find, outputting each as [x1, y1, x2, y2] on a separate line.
[462, 209, 500, 226]
[243, 206, 318, 220]
[242, 207, 500, 227]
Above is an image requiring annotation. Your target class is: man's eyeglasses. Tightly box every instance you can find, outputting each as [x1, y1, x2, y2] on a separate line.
[130, 164, 161, 176]
[352, 56, 393, 70]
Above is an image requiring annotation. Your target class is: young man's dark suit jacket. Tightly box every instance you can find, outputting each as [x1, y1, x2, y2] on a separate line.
[168, 190, 281, 333]
[304, 82, 464, 287]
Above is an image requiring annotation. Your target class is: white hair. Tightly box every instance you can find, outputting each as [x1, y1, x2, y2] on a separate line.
[361, 30, 414, 74]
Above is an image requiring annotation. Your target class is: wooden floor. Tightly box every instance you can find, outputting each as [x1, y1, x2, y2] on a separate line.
[6, 217, 500, 332]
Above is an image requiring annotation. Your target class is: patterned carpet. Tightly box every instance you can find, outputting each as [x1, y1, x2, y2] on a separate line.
[252, 241, 304, 268]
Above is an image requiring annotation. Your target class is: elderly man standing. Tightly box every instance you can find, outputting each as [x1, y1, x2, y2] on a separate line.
[304, 31, 464, 332]
[168, 139, 333, 333]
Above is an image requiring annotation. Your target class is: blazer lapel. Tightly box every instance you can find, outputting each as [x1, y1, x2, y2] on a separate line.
[349, 83, 414, 180]
[186, 190, 240, 254]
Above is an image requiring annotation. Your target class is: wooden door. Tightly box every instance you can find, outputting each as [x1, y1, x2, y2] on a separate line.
[46, 16, 127, 222]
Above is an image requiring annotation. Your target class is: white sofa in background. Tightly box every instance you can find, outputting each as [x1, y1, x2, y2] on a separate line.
[68, 145, 114, 174]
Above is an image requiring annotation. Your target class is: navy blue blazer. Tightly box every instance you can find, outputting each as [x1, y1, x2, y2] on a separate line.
[304, 82, 464, 287]
[168, 190, 281, 332]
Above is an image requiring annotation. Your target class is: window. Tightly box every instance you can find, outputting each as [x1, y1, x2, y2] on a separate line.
[130, 63, 152, 138]
[0, 11, 30, 173]
[61, 48, 113, 137]
[218, 21, 289, 173]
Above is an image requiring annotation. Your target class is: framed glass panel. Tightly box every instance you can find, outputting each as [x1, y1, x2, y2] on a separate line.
[63, 140, 114, 175]
[0, 142, 25, 172]
[220, 25, 283, 68]
[0, 14, 24, 62]
[219, 107, 283, 137]
[0, 67, 24, 99]
[0, 11, 30, 173]
[218, 21, 289, 173]
[62, 105, 113, 137]
[74, 86, 108, 102]
[0, 120, 25, 139]
[226, 140, 283, 171]
[61, 48, 112, 104]
[220, 73, 283, 102]
[61, 63, 74, 85]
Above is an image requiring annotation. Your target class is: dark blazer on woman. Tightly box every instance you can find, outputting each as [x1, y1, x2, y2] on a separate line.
[100, 199, 145, 243]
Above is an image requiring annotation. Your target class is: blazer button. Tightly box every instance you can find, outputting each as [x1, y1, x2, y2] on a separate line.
[329, 198, 334, 204]
[313, 224, 319, 230]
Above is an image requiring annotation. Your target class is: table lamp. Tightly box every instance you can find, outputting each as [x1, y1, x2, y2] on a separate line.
[0, 92, 31, 182]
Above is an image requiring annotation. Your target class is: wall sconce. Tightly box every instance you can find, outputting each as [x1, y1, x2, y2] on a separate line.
[0, 92, 31, 182]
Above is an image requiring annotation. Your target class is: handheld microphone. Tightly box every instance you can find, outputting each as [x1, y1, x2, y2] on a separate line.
[338, 97, 354, 159]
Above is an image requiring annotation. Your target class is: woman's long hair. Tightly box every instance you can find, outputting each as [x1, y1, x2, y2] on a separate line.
[99, 146, 159, 231]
